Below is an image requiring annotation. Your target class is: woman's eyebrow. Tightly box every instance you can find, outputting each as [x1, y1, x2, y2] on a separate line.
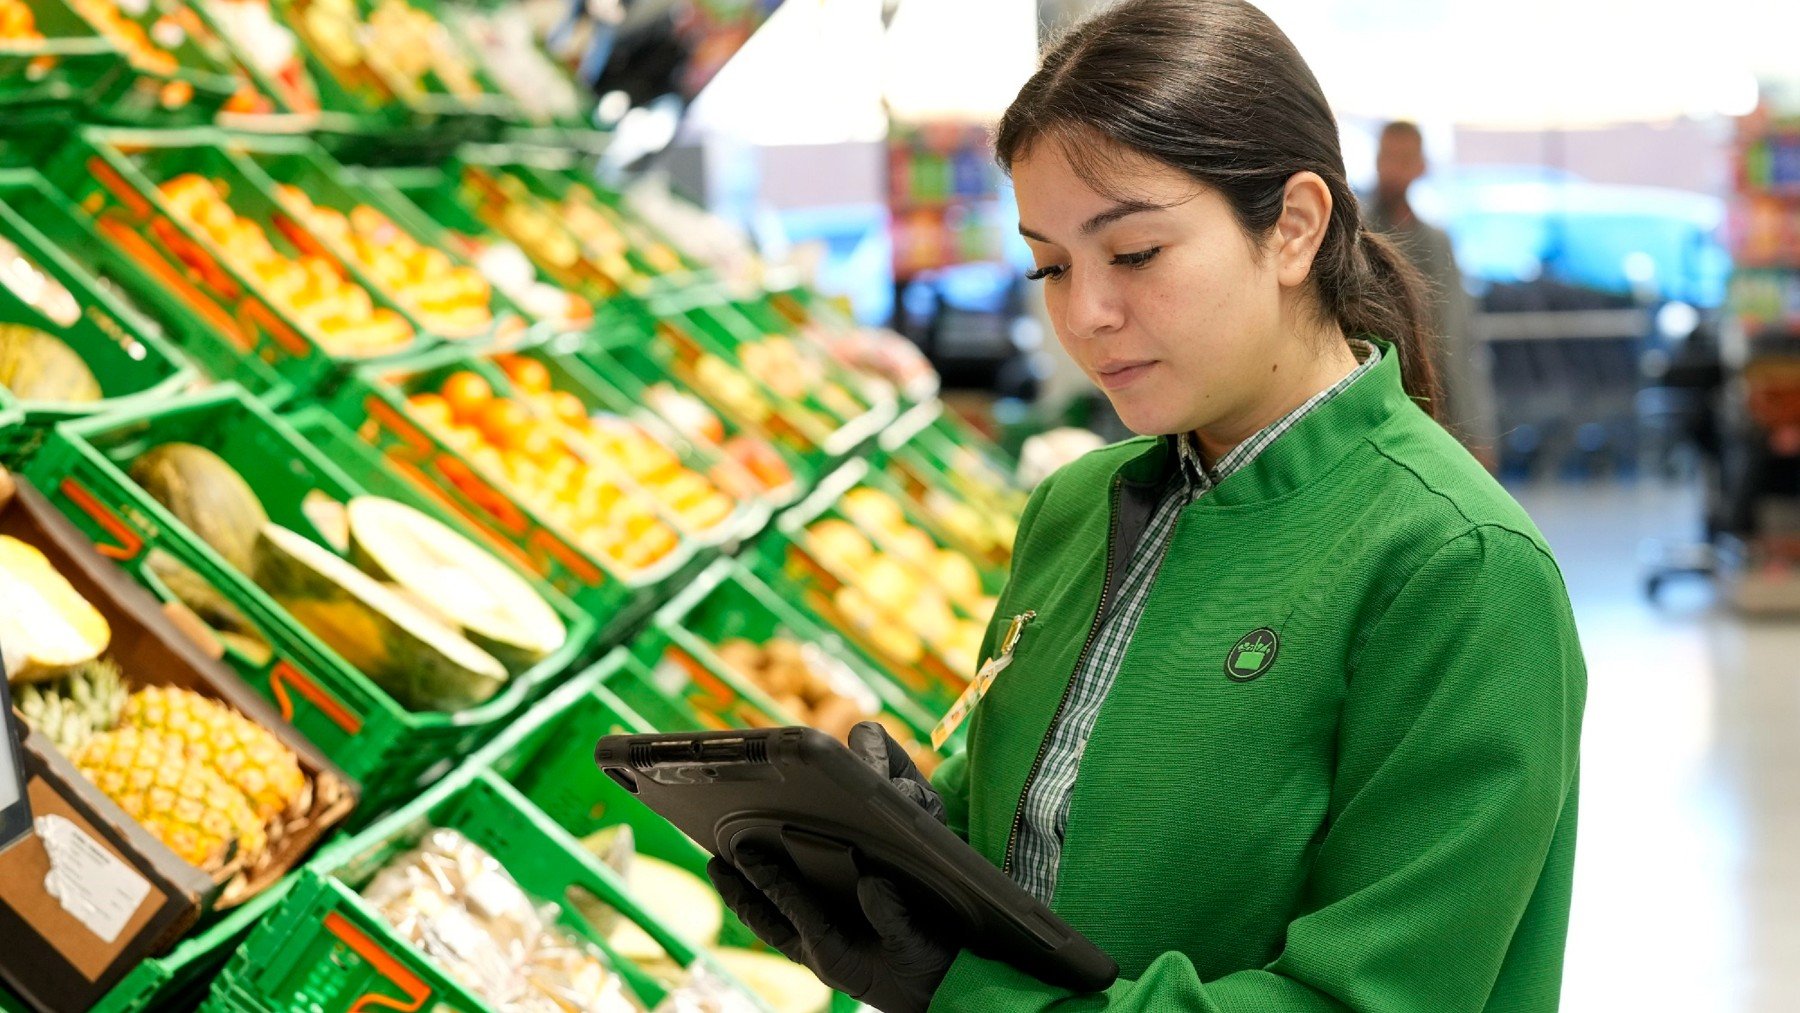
[1018, 200, 1166, 244]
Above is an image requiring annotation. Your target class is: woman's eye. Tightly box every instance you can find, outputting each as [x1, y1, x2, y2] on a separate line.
[1111, 246, 1163, 268]
[1025, 264, 1067, 282]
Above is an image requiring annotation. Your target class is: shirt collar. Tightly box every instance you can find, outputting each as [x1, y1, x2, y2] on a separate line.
[1167, 339, 1381, 496]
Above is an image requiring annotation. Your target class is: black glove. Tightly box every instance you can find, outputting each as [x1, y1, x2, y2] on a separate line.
[707, 846, 955, 1013]
[848, 720, 946, 824]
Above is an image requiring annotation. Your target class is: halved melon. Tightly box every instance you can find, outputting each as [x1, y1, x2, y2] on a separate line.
[0, 536, 110, 683]
[130, 443, 269, 574]
[343, 497, 565, 672]
[252, 523, 507, 711]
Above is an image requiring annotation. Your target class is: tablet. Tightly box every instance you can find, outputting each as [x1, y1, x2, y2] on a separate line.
[595, 726, 1118, 994]
[0, 668, 32, 853]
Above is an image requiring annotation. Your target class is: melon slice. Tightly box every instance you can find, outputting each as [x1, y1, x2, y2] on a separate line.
[604, 853, 726, 960]
[252, 523, 507, 711]
[711, 948, 832, 1013]
[131, 443, 269, 574]
[0, 535, 110, 683]
[344, 497, 565, 672]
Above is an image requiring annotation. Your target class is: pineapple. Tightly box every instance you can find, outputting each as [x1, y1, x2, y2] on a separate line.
[13, 659, 127, 754]
[119, 686, 307, 824]
[74, 727, 266, 871]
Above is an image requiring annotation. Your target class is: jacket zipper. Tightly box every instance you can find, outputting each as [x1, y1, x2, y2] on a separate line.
[1000, 473, 1123, 879]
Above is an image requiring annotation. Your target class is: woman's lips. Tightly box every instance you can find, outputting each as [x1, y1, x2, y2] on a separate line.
[1095, 360, 1157, 390]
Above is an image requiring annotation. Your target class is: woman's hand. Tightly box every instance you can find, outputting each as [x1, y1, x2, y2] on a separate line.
[848, 720, 946, 824]
[707, 846, 955, 1013]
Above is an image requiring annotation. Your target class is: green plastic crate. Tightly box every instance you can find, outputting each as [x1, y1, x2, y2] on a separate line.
[270, 0, 516, 136]
[25, 147, 296, 404]
[23, 385, 590, 814]
[47, 127, 437, 400]
[751, 459, 1000, 714]
[326, 339, 701, 627]
[0, 0, 125, 117]
[476, 649, 866, 1013]
[635, 558, 941, 749]
[78, 0, 244, 126]
[0, 169, 197, 459]
[221, 133, 537, 349]
[205, 768, 759, 1013]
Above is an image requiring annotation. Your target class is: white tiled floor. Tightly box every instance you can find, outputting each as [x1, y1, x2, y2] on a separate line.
[1511, 480, 1800, 1012]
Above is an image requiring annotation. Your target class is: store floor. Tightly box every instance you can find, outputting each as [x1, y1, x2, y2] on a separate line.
[1512, 480, 1800, 1011]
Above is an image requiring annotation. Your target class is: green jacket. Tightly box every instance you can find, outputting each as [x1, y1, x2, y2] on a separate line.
[929, 345, 1585, 1011]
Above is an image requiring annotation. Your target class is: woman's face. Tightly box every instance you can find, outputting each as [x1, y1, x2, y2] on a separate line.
[1012, 138, 1311, 441]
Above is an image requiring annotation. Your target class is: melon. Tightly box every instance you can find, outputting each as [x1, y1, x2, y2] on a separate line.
[252, 523, 507, 711]
[343, 497, 565, 672]
[0, 326, 101, 403]
[0, 535, 110, 683]
[710, 948, 832, 1013]
[131, 444, 269, 574]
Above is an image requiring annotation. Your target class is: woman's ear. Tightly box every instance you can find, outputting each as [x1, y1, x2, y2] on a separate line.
[1272, 171, 1334, 288]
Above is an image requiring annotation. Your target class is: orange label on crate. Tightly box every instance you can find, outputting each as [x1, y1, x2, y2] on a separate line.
[86, 156, 148, 217]
[96, 215, 251, 349]
[59, 478, 144, 561]
[324, 911, 434, 1013]
[269, 659, 363, 735]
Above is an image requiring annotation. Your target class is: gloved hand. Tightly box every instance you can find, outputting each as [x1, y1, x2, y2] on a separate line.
[707, 845, 955, 1013]
[848, 720, 945, 824]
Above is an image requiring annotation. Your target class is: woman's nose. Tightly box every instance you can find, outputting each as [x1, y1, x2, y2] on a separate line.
[1060, 269, 1125, 339]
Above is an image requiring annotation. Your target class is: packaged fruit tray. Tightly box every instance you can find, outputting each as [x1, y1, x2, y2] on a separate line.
[631, 558, 942, 761]
[0, 0, 125, 117]
[0, 473, 356, 1012]
[224, 133, 535, 349]
[753, 459, 1002, 713]
[23, 385, 595, 815]
[474, 648, 854, 1013]
[0, 169, 197, 458]
[49, 128, 439, 400]
[271, 0, 517, 133]
[327, 340, 703, 626]
[203, 766, 771, 1013]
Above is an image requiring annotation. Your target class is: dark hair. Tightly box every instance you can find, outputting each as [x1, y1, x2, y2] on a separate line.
[1381, 120, 1424, 143]
[995, 0, 1441, 416]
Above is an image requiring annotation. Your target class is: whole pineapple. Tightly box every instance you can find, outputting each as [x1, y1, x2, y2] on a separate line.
[118, 686, 308, 824]
[74, 727, 266, 872]
[13, 660, 127, 754]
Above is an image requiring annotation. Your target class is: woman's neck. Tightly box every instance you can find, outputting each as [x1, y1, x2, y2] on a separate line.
[1192, 328, 1361, 464]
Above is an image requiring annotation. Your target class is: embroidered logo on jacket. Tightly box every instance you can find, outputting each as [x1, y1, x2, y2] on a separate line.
[1225, 628, 1279, 681]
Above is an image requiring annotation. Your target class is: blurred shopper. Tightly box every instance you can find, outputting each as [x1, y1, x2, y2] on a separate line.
[708, 2, 1584, 1011]
[1369, 120, 1499, 466]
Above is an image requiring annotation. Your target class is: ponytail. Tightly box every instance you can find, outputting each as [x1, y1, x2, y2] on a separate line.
[1326, 225, 1442, 418]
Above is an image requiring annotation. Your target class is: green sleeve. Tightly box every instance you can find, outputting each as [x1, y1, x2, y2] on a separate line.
[930, 526, 1586, 1011]
[930, 466, 1061, 844]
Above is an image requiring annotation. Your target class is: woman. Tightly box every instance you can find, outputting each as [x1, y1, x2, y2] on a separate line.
[707, 1, 1587, 1009]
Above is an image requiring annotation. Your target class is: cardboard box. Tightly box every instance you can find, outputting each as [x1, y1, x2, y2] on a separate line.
[0, 472, 358, 1012]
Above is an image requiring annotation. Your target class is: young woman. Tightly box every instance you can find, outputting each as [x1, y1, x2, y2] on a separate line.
[707, 2, 1587, 1010]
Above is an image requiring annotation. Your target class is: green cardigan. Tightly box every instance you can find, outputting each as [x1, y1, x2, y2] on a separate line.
[929, 345, 1586, 1011]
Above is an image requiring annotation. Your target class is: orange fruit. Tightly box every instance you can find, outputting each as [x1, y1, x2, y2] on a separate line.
[476, 398, 531, 449]
[500, 356, 552, 394]
[440, 371, 493, 421]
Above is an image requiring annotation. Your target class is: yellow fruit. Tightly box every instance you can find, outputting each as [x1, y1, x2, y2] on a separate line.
[862, 557, 920, 606]
[808, 519, 874, 571]
[0, 535, 111, 682]
[75, 727, 265, 871]
[931, 549, 984, 606]
[841, 487, 906, 534]
[119, 686, 307, 824]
